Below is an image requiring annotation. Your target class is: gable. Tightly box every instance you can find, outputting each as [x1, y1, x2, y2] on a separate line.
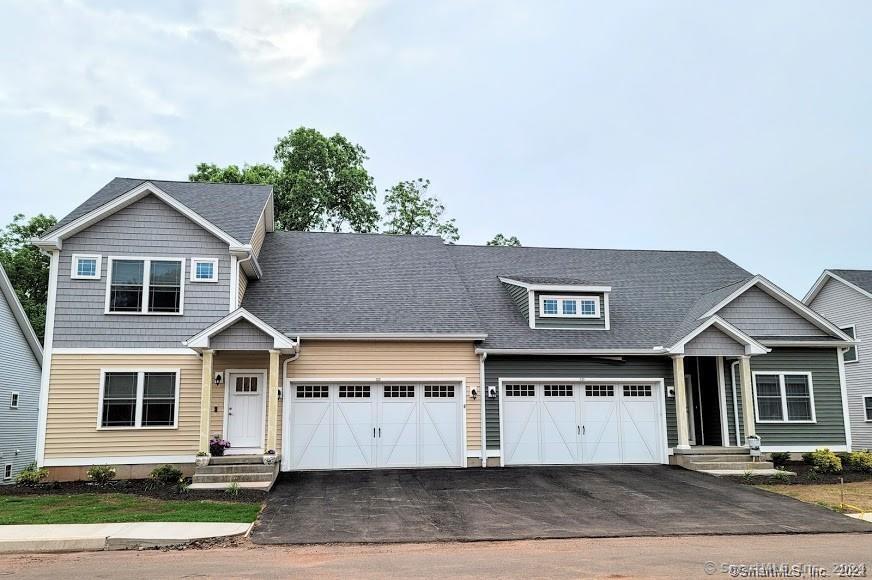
[683, 326, 746, 356]
[210, 319, 275, 350]
[716, 286, 826, 337]
[501, 281, 529, 322]
[808, 276, 872, 331]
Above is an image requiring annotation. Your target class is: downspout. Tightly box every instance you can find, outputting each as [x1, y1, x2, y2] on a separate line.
[235, 252, 253, 309]
[479, 351, 487, 467]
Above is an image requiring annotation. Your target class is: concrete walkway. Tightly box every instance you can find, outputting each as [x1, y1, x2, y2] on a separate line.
[0, 522, 252, 553]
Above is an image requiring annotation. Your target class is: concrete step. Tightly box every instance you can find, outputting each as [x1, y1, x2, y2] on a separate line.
[700, 469, 796, 477]
[689, 461, 774, 470]
[198, 464, 273, 475]
[689, 455, 755, 463]
[673, 447, 750, 455]
[209, 455, 264, 465]
[188, 481, 272, 491]
[192, 472, 273, 484]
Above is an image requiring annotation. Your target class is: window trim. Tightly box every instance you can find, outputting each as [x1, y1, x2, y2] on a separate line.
[841, 324, 859, 364]
[97, 368, 181, 430]
[9, 392, 19, 409]
[864, 395, 872, 422]
[3, 464, 11, 480]
[190, 258, 219, 283]
[71, 254, 102, 280]
[751, 371, 817, 424]
[539, 295, 600, 319]
[104, 256, 186, 316]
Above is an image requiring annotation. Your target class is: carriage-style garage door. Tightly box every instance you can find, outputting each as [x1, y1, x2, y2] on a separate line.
[501, 382, 664, 465]
[286, 382, 464, 470]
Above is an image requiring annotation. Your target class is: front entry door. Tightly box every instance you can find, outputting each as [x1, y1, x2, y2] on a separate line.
[226, 372, 266, 452]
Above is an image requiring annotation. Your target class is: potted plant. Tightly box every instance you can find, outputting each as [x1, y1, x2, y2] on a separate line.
[209, 436, 231, 457]
[195, 451, 210, 467]
[263, 449, 278, 466]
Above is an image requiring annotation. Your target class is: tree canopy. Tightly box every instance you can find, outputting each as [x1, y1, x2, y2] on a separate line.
[382, 178, 460, 243]
[486, 233, 521, 246]
[0, 213, 57, 341]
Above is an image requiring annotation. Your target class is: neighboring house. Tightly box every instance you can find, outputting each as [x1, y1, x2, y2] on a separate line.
[805, 270, 872, 450]
[31, 178, 854, 480]
[0, 262, 43, 483]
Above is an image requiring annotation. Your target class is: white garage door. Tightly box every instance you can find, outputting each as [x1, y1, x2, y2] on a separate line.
[287, 382, 463, 470]
[502, 382, 663, 466]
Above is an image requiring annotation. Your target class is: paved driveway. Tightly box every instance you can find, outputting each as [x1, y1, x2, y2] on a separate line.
[251, 465, 871, 544]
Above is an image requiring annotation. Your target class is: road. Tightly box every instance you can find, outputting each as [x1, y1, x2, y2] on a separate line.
[1, 534, 871, 579]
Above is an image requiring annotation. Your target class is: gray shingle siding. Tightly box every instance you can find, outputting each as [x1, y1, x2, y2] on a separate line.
[211, 320, 274, 350]
[502, 282, 529, 322]
[53, 195, 232, 348]
[684, 327, 745, 357]
[718, 286, 826, 337]
[0, 282, 41, 483]
[533, 291, 606, 329]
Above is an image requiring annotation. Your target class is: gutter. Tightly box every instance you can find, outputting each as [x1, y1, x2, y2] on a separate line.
[479, 351, 487, 468]
[475, 348, 662, 356]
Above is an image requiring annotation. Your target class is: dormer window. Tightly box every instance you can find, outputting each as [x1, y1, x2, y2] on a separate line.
[539, 295, 600, 318]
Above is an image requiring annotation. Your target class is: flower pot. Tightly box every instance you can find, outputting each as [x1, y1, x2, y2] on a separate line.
[195, 455, 210, 467]
[262, 454, 278, 466]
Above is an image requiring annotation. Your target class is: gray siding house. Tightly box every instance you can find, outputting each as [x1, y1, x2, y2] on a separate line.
[0, 263, 42, 483]
[805, 270, 872, 450]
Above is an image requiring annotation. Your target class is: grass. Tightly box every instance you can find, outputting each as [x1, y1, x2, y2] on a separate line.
[0, 493, 261, 525]
[758, 481, 872, 514]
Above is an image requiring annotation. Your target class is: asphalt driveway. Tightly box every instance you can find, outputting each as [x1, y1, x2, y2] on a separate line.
[251, 465, 871, 544]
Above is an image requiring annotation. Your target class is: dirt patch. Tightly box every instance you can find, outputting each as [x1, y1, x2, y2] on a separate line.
[0, 479, 264, 503]
[724, 462, 872, 486]
[757, 481, 872, 513]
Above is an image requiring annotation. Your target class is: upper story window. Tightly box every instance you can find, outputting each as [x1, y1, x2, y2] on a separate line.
[539, 295, 600, 318]
[841, 325, 858, 363]
[71, 254, 101, 280]
[106, 257, 185, 315]
[752, 371, 816, 423]
[191, 258, 218, 283]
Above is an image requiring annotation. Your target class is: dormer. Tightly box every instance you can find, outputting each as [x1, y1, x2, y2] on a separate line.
[499, 276, 611, 330]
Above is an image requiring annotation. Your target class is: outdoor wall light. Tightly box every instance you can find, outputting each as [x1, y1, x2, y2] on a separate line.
[470, 387, 478, 400]
[487, 385, 498, 399]
[214, 372, 224, 386]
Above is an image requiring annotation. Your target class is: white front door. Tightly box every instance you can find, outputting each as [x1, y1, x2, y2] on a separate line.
[226, 372, 266, 452]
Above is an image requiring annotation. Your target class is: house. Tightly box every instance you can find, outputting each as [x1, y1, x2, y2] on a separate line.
[31, 178, 855, 481]
[804, 270, 872, 450]
[0, 262, 43, 483]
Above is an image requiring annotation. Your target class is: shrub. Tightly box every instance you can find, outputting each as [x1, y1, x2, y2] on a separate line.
[149, 464, 183, 486]
[209, 437, 231, 457]
[225, 481, 241, 497]
[87, 465, 116, 486]
[770, 468, 792, 484]
[770, 451, 791, 467]
[15, 462, 48, 486]
[844, 451, 872, 473]
[802, 448, 842, 474]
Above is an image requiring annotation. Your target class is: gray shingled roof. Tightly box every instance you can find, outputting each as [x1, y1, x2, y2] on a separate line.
[242, 232, 485, 335]
[830, 269, 872, 295]
[46, 178, 272, 244]
[446, 245, 752, 349]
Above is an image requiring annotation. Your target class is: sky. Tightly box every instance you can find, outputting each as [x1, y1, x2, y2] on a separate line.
[1, 0, 870, 298]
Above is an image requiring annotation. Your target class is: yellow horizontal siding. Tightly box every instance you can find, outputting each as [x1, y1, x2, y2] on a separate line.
[237, 270, 248, 305]
[251, 214, 266, 257]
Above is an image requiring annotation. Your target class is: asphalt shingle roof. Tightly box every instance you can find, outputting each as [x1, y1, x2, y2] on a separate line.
[46, 178, 272, 244]
[830, 269, 872, 296]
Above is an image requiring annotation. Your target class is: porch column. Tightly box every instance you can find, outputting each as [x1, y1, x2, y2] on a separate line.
[739, 355, 755, 446]
[266, 349, 280, 452]
[199, 349, 214, 453]
[672, 355, 690, 450]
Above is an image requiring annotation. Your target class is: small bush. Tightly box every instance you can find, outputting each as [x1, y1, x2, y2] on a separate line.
[802, 448, 842, 474]
[149, 464, 183, 486]
[769, 451, 790, 467]
[86, 465, 116, 486]
[741, 470, 755, 484]
[15, 462, 48, 486]
[770, 469, 792, 484]
[844, 450, 872, 473]
[225, 481, 241, 497]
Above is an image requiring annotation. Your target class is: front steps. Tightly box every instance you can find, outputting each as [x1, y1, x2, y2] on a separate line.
[188, 455, 279, 491]
[672, 447, 793, 477]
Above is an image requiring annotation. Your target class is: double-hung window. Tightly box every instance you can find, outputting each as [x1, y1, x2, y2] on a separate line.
[539, 295, 600, 318]
[753, 372, 816, 423]
[100, 370, 179, 429]
[865, 396, 872, 422]
[841, 325, 858, 363]
[106, 258, 184, 314]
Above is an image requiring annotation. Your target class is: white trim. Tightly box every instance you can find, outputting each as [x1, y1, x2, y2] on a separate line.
[485, 449, 501, 458]
[223, 369, 267, 454]
[498, 277, 612, 293]
[730, 360, 741, 446]
[864, 395, 872, 422]
[716, 357, 730, 446]
[684, 373, 696, 446]
[665, 316, 769, 356]
[190, 258, 219, 283]
[839, 325, 859, 364]
[70, 254, 102, 280]
[837, 349, 853, 451]
[229, 255, 239, 311]
[527, 289, 535, 329]
[184, 308, 296, 350]
[479, 351, 487, 467]
[804, 270, 872, 305]
[287, 376, 467, 384]
[97, 368, 181, 430]
[104, 256, 186, 316]
[35, 250, 58, 466]
[703, 275, 852, 341]
[538, 295, 601, 319]
[466, 450, 482, 459]
[53, 348, 198, 355]
[603, 293, 611, 331]
[751, 370, 817, 423]
[759, 340, 857, 347]
[476, 348, 662, 356]
[9, 391, 19, 409]
[760, 445, 850, 453]
[291, 332, 487, 341]
[43, 455, 196, 467]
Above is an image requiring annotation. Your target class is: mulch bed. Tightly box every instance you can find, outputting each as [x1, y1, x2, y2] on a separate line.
[0, 478, 265, 503]
[726, 461, 872, 486]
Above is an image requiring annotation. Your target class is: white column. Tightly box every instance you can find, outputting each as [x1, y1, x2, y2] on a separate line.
[266, 349, 280, 452]
[739, 355, 755, 446]
[672, 355, 690, 450]
[199, 349, 214, 453]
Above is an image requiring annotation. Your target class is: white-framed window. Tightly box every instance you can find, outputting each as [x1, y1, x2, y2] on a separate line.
[98, 369, 180, 429]
[190, 258, 219, 283]
[841, 325, 858, 364]
[3, 464, 11, 480]
[864, 395, 872, 422]
[9, 392, 19, 409]
[539, 295, 600, 318]
[105, 257, 185, 315]
[71, 254, 102, 280]
[752, 371, 816, 423]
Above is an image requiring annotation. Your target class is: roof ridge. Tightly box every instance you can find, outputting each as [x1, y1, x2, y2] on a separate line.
[449, 243, 725, 254]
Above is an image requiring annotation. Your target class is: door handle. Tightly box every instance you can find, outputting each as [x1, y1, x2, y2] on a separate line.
[577, 425, 580, 435]
[373, 427, 376, 438]
[378, 427, 381, 438]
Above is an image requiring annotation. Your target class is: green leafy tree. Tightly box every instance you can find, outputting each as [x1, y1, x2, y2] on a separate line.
[382, 179, 460, 243]
[0, 213, 57, 341]
[190, 127, 380, 232]
[487, 233, 521, 246]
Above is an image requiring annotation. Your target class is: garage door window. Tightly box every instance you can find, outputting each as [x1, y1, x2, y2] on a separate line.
[623, 385, 652, 397]
[385, 384, 415, 398]
[585, 384, 614, 397]
[296, 385, 328, 398]
[505, 384, 535, 397]
[544, 384, 573, 397]
[424, 384, 454, 398]
[339, 385, 370, 398]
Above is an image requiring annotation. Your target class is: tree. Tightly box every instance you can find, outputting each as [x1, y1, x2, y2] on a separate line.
[487, 234, 521, 246]
[382, 179, 460, 243]
[0, 213, 57, 341]
[190, 127, 380, 233]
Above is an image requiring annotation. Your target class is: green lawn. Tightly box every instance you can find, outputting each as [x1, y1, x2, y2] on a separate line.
[0, 494, 261, 525]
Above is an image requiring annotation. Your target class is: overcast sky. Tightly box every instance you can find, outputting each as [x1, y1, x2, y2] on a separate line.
[1, 1, 870, 297]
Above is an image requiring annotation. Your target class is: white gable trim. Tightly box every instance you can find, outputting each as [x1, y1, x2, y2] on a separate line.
[665, 316, 769, 356]
[184, 308, 296, 350]
[0, 263, 43, 362]
[498, 277, 612, 293]
[34, 182, 245, 249]
[701, 275, 851, 341]
[804, 270, 872, 305]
